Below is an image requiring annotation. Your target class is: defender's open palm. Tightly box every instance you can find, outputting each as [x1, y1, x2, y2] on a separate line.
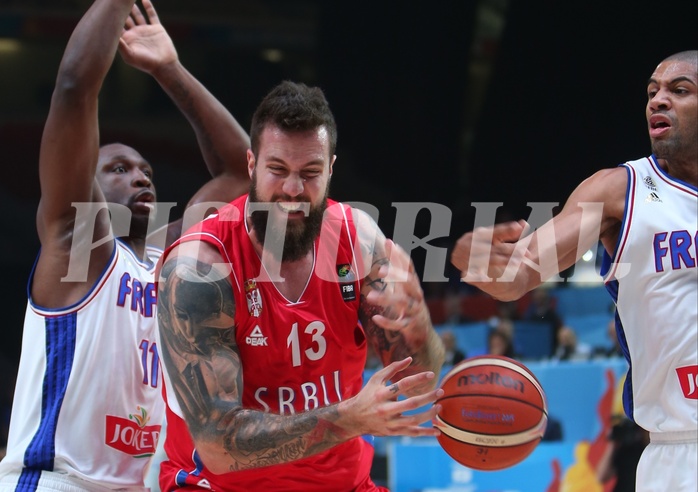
[119, 0, 177, 73]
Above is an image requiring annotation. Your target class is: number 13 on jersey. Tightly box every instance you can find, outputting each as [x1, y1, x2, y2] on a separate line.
[287, 321, 327, 367]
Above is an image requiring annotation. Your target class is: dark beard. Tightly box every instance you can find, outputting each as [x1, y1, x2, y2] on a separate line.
[249, 176, 329, 262]
[108, 200, 152, 241]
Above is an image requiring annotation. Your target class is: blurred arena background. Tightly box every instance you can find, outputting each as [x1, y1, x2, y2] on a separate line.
[0, 1, 696, 488]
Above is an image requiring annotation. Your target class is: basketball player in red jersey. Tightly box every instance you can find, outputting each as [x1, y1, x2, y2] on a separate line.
[156, 81, 445, 491]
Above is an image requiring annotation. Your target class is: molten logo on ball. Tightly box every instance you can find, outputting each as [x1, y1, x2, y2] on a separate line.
[434, 355, 548, 471]
[457, 370, 525, 393]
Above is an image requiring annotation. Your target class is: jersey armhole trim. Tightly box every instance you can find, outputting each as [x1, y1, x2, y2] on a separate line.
[29, 240, 120, 316]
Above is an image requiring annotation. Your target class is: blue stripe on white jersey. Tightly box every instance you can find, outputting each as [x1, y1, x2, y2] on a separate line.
[22, 313, 77, 473]
[15, 469, 39, 491]
[0, 240, 165, 489]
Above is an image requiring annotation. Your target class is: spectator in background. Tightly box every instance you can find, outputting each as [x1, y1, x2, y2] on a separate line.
[440, 330, 466, 366]
[493, 318, 514, 341]
[542, 415, 564, 442]
[443, 288, 470, 325]
[487, 299, 519, 329]
[594, 316, 625, 359]
[364, 343, 382, 370]
[551, 326, 592, 362]
[487, 327, 516, 359]
[523, 286, 564, 354]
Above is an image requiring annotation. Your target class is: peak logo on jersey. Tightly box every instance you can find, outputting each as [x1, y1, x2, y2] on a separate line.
[106, 407, 161, 457]
[245, 279, 263, 317]
[643, 175, 658, 191]
[246, 325, 268, 346]
[676, 365, 698, 400]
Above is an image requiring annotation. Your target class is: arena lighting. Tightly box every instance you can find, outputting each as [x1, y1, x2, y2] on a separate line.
[0, 38, 21, 53]
[582, 249, 594, 262]
[261, 48, 283, 62]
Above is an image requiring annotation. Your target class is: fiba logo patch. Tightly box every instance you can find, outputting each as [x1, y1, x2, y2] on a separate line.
[337, 263, 357, 302]
[340, 282, 356, 302]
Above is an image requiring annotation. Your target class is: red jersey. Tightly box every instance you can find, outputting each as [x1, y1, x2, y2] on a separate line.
[159, 195, 385, 491]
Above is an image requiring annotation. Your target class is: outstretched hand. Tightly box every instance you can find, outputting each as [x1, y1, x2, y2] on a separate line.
[339, 357, 443, 438]
[118, 0, 178, 74]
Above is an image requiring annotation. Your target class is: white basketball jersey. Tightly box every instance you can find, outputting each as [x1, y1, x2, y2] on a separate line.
[0, 240, 165, 490]
[603, 156, 698, 434]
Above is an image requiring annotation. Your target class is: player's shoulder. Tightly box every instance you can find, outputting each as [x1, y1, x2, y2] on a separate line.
[195, 195, 246, 227]
[576, 165, 629, 200]
[573, 162, 636, 227]
[324, 200, 381, 234]
[339, 203, 377, 226]
[587, 165, 629, 183]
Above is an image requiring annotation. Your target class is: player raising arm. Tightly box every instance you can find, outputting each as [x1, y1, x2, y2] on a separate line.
[0, 0, 249, 489]
[119, 0, 250, 247]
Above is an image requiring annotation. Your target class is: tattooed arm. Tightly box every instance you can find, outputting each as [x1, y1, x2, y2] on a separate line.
[157, 239, 442, 474]
[353, 208, 445, 392]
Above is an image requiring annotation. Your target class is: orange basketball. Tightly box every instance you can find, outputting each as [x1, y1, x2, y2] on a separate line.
[433, 355, 548, 471]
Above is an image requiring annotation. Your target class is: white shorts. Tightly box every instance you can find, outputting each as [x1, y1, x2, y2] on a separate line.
[637, 431, 698, 492]
[0, 471, 149, 492]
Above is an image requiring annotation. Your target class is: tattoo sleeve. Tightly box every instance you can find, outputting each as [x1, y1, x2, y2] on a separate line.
[355, 210, 444, 380]
[157, 251, 353, 472]
[358, 246, 413, 365]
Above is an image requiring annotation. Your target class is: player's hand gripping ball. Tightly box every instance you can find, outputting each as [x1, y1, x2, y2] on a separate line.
[433, 355, 548, 470]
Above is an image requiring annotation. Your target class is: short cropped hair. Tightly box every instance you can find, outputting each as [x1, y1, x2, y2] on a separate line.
[662, 50, 698, 67]
[250, 81, 337, 157]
